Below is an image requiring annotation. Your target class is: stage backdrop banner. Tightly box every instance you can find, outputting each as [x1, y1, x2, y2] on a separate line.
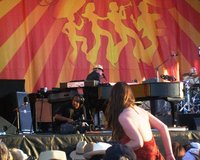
[0, 0, 200, 92]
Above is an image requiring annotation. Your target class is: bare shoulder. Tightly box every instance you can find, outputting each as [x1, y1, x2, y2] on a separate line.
[119, 108, 133, 121]
[134, 105, 148, 113]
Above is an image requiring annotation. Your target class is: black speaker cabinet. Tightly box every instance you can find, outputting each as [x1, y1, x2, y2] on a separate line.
[177, 113, 200, 130]
[16, 92, 33, 133]
[194, 117, 200, 130]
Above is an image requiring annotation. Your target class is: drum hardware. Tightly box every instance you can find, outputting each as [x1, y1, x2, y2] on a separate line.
[177, 79, 200, 114]
[177, 70, 200, 114]
[178, 80, 194, 113]
[191, 91, 200, 111]
[182, 72, 198, 77]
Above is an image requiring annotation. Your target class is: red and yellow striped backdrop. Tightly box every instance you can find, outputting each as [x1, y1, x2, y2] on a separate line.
[0, 0, 200, 93]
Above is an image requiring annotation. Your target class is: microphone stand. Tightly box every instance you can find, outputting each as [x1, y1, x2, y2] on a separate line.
[155, 56, 172, 82]
[16, 108, 20, 134]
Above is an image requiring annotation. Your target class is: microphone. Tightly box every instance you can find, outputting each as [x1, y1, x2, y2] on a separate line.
[44, 87, 48, 93]
[23, 96, 29, 106]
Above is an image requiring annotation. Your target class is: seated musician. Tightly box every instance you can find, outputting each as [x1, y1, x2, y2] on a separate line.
[53, 94, 92, 133]
[183, 67, 199, 84]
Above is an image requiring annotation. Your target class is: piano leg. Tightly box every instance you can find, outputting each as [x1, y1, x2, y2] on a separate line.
[150, 100, 159, 116]
[167, 98, 183, 127]
[169, 101, 176, 126]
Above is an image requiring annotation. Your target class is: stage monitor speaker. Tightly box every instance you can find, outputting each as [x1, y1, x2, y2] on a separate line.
[0, 116, 17, 134]
[177, 113, 200, 130]
[194, 117, 200, 130]
[16, 92, 33, 133]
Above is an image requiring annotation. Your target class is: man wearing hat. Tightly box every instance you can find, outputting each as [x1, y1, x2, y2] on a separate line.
[86, 64, 105, 82]
[83, 64, 106, 129]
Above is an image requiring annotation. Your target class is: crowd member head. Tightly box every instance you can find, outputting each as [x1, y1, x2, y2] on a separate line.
[70, 141, 111, 160]
[106, 82, 135, 141]
[0, 141, 13, 160]
[172, 141, 186, 160]
[39, 150, 67, 160]
[103, 143, 136, 160]
[172, 141, 200, 160]
[83, 142, 111, 160]
[9, 148, 28, 160]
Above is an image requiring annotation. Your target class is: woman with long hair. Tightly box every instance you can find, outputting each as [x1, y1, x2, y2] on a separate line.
[105, 82, 175, 160]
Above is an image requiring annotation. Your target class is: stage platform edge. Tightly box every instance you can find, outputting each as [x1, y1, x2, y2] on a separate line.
[1, 130, 200, 159]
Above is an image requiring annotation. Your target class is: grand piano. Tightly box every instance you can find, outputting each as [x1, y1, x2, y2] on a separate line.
[98, 81, 184, 100]
[98, 81, 184, 126]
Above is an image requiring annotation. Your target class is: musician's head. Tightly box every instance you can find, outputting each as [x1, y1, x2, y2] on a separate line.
[72, 95, 84, 109]
[190, 67, 197, 75]
[93, 64, 104, 76]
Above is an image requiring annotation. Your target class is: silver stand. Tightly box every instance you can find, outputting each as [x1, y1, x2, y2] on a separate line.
[179, 81, 194, 112]
[16, 108, 21, 134]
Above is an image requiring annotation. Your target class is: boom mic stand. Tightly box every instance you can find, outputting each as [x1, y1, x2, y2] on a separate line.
[155, 53, 177, 82]
[152, 53, 178, 117]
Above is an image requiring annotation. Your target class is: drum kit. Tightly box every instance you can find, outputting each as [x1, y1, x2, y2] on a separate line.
[177, 72, 200, 114]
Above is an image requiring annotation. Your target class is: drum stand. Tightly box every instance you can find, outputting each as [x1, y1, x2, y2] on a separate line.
[179, 81, 194, 113]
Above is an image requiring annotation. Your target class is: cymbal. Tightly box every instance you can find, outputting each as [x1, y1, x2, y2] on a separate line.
[182, 72, 190, 77]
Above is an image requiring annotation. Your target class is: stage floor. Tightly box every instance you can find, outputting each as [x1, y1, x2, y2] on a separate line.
[1, 130, 200, 159]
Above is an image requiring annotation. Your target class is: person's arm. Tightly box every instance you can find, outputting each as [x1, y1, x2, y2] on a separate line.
[53, 104, 74, 123]
[148, 112, 175, 160]
[54, 114, 74, 123]
[118, 111, 144, 150]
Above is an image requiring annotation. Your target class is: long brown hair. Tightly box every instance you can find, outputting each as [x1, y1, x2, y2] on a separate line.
[105, 82, 135, 141]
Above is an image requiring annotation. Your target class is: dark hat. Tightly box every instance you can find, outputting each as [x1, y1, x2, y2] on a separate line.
[104, 143, 136, 160]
